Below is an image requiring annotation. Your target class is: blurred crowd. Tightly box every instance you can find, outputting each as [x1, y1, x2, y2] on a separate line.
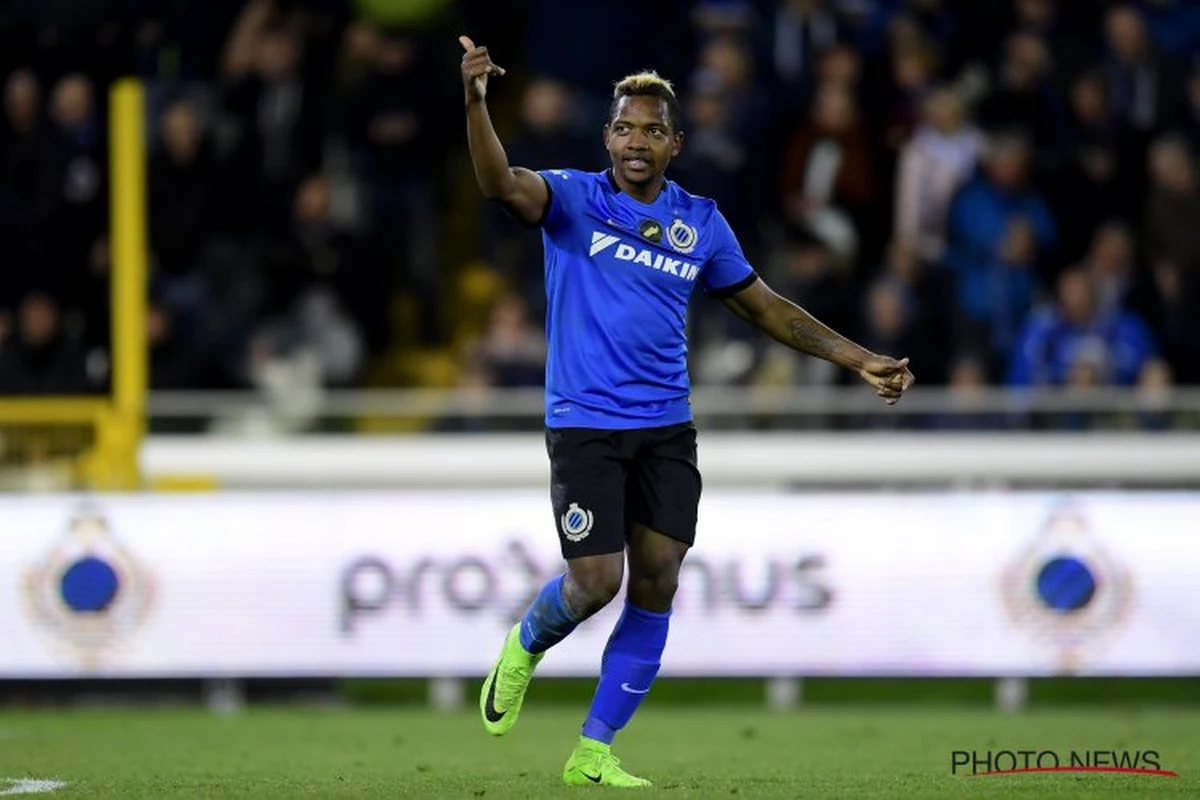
[2, 0, 1200, 430]
[0, 0, 469, 397]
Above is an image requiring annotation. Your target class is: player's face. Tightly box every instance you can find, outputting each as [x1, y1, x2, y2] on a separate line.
[604, 95, 682, 187]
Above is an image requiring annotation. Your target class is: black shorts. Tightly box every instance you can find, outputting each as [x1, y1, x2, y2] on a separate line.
[545, 422, 702, 559]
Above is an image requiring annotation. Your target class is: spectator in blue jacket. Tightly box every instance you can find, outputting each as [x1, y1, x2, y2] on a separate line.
[944, 130, 1057, 370]
[1007, 266, 1159, 387]
[1134, 0, 1200, 61]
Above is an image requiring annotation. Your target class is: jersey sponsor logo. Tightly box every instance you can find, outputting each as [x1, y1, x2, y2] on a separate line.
[589, 231, 699, 281]
[614, 243, 699, 281]
[667, 218, 698, 254]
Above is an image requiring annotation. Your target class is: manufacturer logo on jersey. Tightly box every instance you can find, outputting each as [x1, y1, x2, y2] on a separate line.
[561, 503, 594, 542]
[667, 218, 698, 254]
[639, 219, 663, 243]
[588, 231, 699, 281]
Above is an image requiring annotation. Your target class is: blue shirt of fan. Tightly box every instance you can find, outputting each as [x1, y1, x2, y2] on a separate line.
[536, 169, 756, 429]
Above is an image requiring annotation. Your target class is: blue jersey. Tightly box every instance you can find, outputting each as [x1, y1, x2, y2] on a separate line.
[537, 169, 756, 429]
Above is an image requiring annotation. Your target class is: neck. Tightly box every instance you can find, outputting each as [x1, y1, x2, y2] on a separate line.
[610, 168, 665, 204]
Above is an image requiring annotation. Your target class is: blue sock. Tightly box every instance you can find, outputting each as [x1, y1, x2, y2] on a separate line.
[518, 574, 581, 654]
[581, 601, 670, 745]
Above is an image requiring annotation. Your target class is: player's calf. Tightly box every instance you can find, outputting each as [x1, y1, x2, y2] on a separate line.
[579, 600, 670, 746]
[570, 526, 681, 751]
[562, 555, 624, 619]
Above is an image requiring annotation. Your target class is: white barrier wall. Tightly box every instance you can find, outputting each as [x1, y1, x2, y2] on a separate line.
[141, 433, 1200, 487]
[4, 490, 1199, 678]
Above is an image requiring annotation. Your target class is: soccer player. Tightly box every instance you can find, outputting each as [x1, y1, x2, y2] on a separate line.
[460, 36, 914, 787]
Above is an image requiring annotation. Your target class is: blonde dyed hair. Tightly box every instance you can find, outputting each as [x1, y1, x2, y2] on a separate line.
[613, 70, 677, 99]
[610, 70, 683, 132]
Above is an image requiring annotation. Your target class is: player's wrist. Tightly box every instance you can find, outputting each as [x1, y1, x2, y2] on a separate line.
[843, 346, 872, 373]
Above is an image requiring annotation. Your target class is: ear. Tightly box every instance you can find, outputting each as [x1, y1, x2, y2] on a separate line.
[671, 131, 684, 158]
[602, 123, 611, 148]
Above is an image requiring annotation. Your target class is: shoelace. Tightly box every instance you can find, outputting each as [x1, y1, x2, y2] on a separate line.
[589, 751, 623, 775]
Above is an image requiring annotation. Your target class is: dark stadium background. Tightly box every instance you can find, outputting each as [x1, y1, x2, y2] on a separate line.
[2, 0, 1198, 422]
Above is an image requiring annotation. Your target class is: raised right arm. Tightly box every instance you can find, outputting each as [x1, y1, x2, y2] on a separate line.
[460, 36, 549, 225]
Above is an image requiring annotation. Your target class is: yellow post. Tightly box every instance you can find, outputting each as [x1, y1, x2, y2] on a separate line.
[102, 78, 148, 489]
[0, 82, 147, 490]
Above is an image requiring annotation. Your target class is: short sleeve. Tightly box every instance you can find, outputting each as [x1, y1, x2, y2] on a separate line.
[701, 209, 757, 297]
[536, 169, 584, 230]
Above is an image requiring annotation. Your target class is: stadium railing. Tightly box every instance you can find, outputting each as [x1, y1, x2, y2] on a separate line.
[136, 384, 1200, 490]
[145, 384, 1199, 421]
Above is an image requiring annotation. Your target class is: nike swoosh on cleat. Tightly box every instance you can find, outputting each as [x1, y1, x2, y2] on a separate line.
[620, 682, 650, 694]
[582, 773, 602, 783]
[483, 666, 506, 723]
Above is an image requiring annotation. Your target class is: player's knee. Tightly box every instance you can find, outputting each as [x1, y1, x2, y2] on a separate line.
[637, 569, 679, 601]
[634, 545, 683, 582]
[628, 553, 682, 608]
[565, 557, 623, 616]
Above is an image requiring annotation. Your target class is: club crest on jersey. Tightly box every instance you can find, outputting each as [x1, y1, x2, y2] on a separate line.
[561, 503, 594, 542]
[667, 218, 698, 254]
[639, 219, 663, 243]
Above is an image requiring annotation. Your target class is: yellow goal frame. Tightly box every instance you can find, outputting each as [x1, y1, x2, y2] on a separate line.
[0, 79, 147, 490]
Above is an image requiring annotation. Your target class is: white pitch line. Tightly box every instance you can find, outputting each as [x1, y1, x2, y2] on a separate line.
[0, 779, 67, 795]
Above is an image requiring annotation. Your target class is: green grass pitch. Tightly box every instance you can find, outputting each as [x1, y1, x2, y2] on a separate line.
[0, 705, 1197, 798]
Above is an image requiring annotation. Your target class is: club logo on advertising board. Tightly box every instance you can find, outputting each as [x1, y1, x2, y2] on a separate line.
[23, 505, 155, 668]
[999, 500, 1132, 672]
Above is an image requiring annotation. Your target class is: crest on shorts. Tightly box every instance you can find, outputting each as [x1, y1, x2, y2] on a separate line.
[561, 503, 594, 542]
[667, 218, 697, 254]
[639, 219, 663, 243]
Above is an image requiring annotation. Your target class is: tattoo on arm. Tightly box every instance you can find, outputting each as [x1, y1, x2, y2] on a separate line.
[773, 304, 865, 370]
[788, 314, 843, 362]
[728, 280, 868, 370]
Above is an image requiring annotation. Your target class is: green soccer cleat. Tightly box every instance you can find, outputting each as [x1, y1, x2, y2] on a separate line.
[562, 736, 652, 788]
[479, 622, 543, 736]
